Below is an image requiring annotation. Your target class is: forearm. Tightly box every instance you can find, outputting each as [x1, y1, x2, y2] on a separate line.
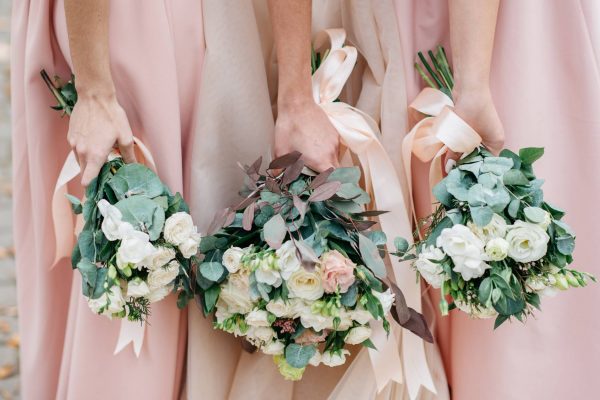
[449, 0, 499, 94]
[64, 0, 115, 97]
[267, 0, 313, 108]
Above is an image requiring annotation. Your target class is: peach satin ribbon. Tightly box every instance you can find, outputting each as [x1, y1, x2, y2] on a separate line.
[313, 29, 436, 399]
[51, 137, 156, 357]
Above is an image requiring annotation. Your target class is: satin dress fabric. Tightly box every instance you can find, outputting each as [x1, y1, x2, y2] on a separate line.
[186, 1, 448, 399]
[394, 0, 600, 399]
[10, 1, 204, 398]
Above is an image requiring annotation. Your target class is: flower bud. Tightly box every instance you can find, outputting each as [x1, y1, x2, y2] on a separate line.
[553, 274, 569, 290]
[565, 271, 579, 287]
[439, 298, 449, 316]
[108, 265, 117, 280]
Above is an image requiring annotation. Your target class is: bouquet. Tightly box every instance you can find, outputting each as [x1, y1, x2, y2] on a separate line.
[42, 71, 199, 322]
[179, 152, 431, 380]
[393, 49, 594, 328]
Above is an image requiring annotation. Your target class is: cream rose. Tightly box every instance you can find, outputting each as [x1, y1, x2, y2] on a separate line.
[164, 212, 194, 246]
[245, 309, 271, 327]
[321, 350, 350, 367]
[262, 340, 285, 356]
[116, 230, 157, 269]
[246, 326, 275, 344]
[144, 246, 176, 271]
[266, 299, 292, 318]
[146, 285, 173, 303]
[415, 246, 446, 288]
[179, 232, 201, 259]
[468, 214, 508, 242]
[485, 238, 510, 261]
[344, 326, 372, 345]
[506, 221, 549, 263]
[276, 241, 302, 280]
[147, 260, 180, 289]
[350, 306, 373, 325]
[88, 285, 126, 317]
[219, 272, 254, 314]
[300, 310, 333, 332]
[126, 278, 150, 298]
[287, 268, 325, 301]
[222, 247, 245, 274]
[437, 224, 489, 281]
[319, 250, 356, 294]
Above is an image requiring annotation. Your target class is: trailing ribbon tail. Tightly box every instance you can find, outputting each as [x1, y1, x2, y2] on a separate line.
[313, 29, 436, 398]
[114, 319, 146, 357]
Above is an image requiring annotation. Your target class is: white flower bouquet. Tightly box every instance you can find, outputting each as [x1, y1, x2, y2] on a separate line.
[179, 152, 432, 380]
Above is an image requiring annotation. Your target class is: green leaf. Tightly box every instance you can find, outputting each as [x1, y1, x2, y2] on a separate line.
[493, 314, 510, 329]
[478, 277, 493, 305]
[425, 216, 454, 247]
[340, 284, 358, 307]
[65, 194, 83, 214]
[519, 147, 544, 164]
[524, 207, 546, 224]
[553, 220, 575, 237]
[486, 187, 511, 213]
[115, 196, 165, 240]
[445, 169, 469, 201]
[264, 214, 287, 249]
[432, 180, 453, 207]
[556, 236, 575, 255]
[108, 163, 165, 200]
[77, 259, 97, 297]
[203, 285, 221, 314]
[503, 169, 530, 186]
[394, 237, 409, 254]
[478, 172, 500, 189]
[200, 262, 225, 282]
[260, 191, 280, 204]
[77, 230, 96, 262]
[481, 157, 513, 175]
[359, 234, 387, 278]
[467, 184, 487, 207]
[327, 167, 360, 184]
[366, 231, 387, 246]
[361, 338, 377, 350]
[458, 161, 482, 176]
[508, 199, 521, 218]
[470, 205, 493, 227]
[499, 149, 522, 170]
[329, 201, 363, 214]
[543, 202, 565, 220]
[285, 344, 316, 369]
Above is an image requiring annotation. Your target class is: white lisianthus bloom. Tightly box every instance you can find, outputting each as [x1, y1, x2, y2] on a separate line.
[146, 285, 173, 303]
[300, 310, 333, 332]
[98, 199, 129, 241]
[308, 351, 322, 367]
[415, 246, 446, 288]
[215, 300, 233, 323]
[255, 255, 282, 287]
[116, 230, 157, 269]
[485, 238, 510, 261]
[506, 221, 549, 263]
[525, 275, 547, 292]
[276, 241, 302, 280]
[163, 212, 195, 246]
[335, 310, 353, 331]
[372, 289, 395, 315]
[179, 232, 201, 259]
[455, 300, 497, 319]
[246, 326, 275, 344]
[344, 326, 372, 345]
[350, 305, 373, 325]
[222, 247, 246, 274]
[289, 298, 308, 319]
[437, 224, 489, 281]
[266, 299, 292, 318]
[467, 214, 508, 242]
[287, 269, 324, 301]
[245, 309, 271, 327]
[147, 260, 180, 289]
[126, 278, 150, 298]
[144, 246, 176, 271]
[262, 340, 285, 356]
[88, 285, 126, 317]
[321, 350, 350, 367]
[219, 272, 254, 314]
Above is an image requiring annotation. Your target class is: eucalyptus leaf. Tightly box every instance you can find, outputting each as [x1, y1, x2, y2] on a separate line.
[264, 214, 287, 249]
[394, 237, 409, 254]
[340, 284, 358, 307]
[66, 194, 83, 214]
[425, 216, 453, 247]
[481, 157, 513, 175]
[115, 196, 165, 240]
[467, 184, 487, 206]
[458, 161, 482, 176]
[499, 149, 522, 170]
[446, 209, 463, 225]
[285, 344, 316, 369]
[556, 236, 575, 255]
[524, 207, 546, 224]
[503, 169, 529, 186]
[478, 172, 500, 189]
[508, 198, 521, 218]
[327, 167, 360, 184]
[432, 180, 453, 207]
[366, 231, 387, 246]
[485, 187, 511, 213]
[470, 205, 494, 227]
[478, 277, 492, 306]
[359, 234, 387, 278]
[200, 262, 225, 282]
[108, 163, 165, 199]
[77, 258, 97, 297]
[519, 147, 544, 164]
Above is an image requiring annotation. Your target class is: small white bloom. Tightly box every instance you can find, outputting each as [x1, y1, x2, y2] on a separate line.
[116, 230, 157, 269]
[287, 269, 324, 301]
[372, 289, 395, 315]
[289, 298, 308, 319]
[525, 275, 547, 292]
[163, 212, 195, 246]
[219, 273, 254, 314]
[146, 285, 173, 303]
[222, 247, 245, 274]
[321, 350, 350, 367]
[276, 241, 302, 280]
[506, 221, 550, 263]
[468, 214, 508, 242]
[98, 199, 129, 241]
[485, 238, 510, 261]
[255, 260, 283, 287]
[415, 246, 446, 288]
[455, 300, 497, 319]
[335, 310, 353, 331]
[179, 232, 201, 259]
[350, 305, 374, 325]
[147, 260, 180, 289]
[437, 224, 489, 281]
[262, 340, 285, 356]
[126, 278, 150, 298]
[300, 310, 333, 332]
[266, 299, 292, 318]
[246, 326, 275, 344]
[345, 326, 372, 345]
[245, 309, 271, 327]
[88, 285, 126, 317]
[308, 351, 322, 367]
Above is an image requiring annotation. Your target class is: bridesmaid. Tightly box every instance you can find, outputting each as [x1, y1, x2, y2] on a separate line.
[11, 0, 202, 398]
[396, 0, 600, 399]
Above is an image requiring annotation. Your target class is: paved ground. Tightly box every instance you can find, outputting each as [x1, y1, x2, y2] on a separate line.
[0, 1, 20, 399]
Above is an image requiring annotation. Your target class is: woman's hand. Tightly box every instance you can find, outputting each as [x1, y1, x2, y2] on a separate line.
[68, 92, 135, 186]
[274, 100, 340, 172]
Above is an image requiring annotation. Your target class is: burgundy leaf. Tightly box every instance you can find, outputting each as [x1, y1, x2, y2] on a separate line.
[310, 168, 334, 189]
[292, 195, 307, 220]
[308, 181, 342, 202]
[354, 210, 389, 217]
[242, 202, 256, 231]
[388, 280, 411, 324]
[241, 339, 258, 353]
[234, 194, 259, 211]
[223, 208, 236, 227]
[346, 220, 377, 231]
[206, 208, 228, 235]
[247, 156, 262, 176]
[266, 177, 281, 194]
[282, 158, 305, 186]
[401, 308, 434, 343]
[268, 151, 302, 170]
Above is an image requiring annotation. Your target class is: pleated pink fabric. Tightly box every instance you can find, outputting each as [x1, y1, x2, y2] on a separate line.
[395, 1, 600, 399]
[11, 1, 204, 399]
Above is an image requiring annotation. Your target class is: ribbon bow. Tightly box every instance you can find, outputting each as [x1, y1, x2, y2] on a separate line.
[402, 87, 482, 212]
[51, 137, 156, 357]
[313, 29, 436, 399]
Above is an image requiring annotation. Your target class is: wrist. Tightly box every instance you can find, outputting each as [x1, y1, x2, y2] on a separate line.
[77, 85, 117, 103]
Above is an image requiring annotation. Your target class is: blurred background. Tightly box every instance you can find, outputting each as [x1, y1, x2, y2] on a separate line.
[0, 1, 19, 399]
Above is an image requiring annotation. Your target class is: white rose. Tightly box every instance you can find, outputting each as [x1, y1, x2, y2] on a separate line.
[146, 285, 173, 303]
[289, 298, 308, 319]
[262, 340, 285, 356]
[144, 246, 176, 271]
[287, 269, 324, 301]
[506, 221, 549, 263]
[276, 241, 302, 280]
[116, 230, 157, 269]
[245, 309, 271, 327]
[372, 289, 395, 316]
[345, 326, 372, 345]
[147, 260, 180, 289]
[219, 273, 254, 314]
[350, 306, 373, 325]
[335, 310, 353, 331]
[308, 351, 322, 367]
[266, 299, 292, 318]
[485, 238, 509, 261]
[179, 232, 201, 259]
[467, 214, 508, 242]
[126, 278, 150, 298]
[437, 224, 489, 281]
[246, 326, 275, 344]
[300, 310, 333, 332]
[415, 246, 446, 288]
[164, 212, 194, 246]
[455, 300, 497, 319]
[98, 199, 131, 241]
[88, 285, 126, 317]
[222, 247, 245, 274]
[321, 350, 350, 367]
[255, 256, 283, 287]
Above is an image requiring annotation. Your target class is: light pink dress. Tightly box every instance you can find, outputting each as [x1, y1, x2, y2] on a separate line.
[395, 0, 600, 399]
[11, 1, 204, 399]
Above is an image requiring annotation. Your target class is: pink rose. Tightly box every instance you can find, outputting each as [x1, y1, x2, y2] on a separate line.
[319, 250, 356, 293]
[294, 329, 328, 345]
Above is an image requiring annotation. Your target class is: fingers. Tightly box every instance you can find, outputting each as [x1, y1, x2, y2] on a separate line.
[77, 146, 105, 187]
[118, 131, 137, 164]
